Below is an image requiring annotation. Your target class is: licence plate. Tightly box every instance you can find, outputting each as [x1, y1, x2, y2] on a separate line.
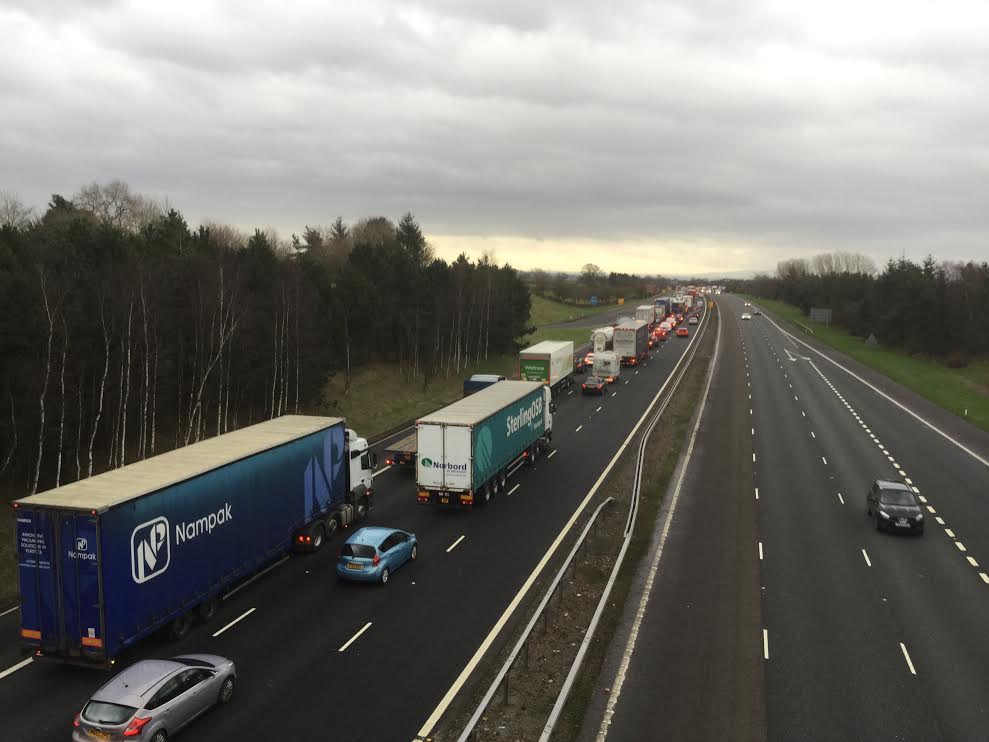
[896, 518, 909, 527]
[346, 563, 363, 571]
[440, 495, 449, 504]
[88, 731, 112, 740]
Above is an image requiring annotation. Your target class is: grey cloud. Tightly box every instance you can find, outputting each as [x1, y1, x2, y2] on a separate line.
[2, 0, 989, 269]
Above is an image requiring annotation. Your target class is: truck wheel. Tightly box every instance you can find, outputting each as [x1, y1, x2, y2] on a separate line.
[480, 486, 491, 505]
[310, 524, 325, 552]
[499, 471, 507, 491]
[324, 515, 339, 540]
[169, 613, 192, 641]
[531, 445, 540, 464]
[356, 497, 369, 522]
[197, 597, 219, 623]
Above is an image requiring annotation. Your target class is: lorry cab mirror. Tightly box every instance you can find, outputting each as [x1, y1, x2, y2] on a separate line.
[550, 402, 558, 414]
[370, 452, 378, 469]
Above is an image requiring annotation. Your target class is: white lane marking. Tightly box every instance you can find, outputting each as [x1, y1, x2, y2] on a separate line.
[900, 642, 917, 675]
[548, 450, 557, 459]
[751, 428, 755, 436]
[750, 408, 753, 415]
[568, 390, 574, 395]
[763, 629, 770, 660]
[748, 394, 752, 400]
[755, 487, 759, 500]
[927, 506, 936, 514]
[0, 605, 18, 618]
[911, 486, 921, 493]
[956, 542, 967, 552]
[576, 425, 583, 432]
[624, 380, 629, 385]
[822, 456, 828, 465]
[753, 453, 757, 463]
[372, 465, 393, 479]
[801, 411, 806, 417]
[794, 395, 798, 401]
[0, 657, 33, 681]
[918, 495, 927, 503]
[759, 542, 764, 560]
[212, 607, 256, 638]
[508, 484, 520, 496]
[906, 477, 913, 484]
[897, 470, 907, 476]
[982, 573, 989, 584]
[611, 392, 617, 397]
[811, 431, 816, 439]
[224, 555, 290, 601]
[596, 406, 603, 413]
[446, 535, 466, 553]
[936, 517, 945, 525]
[338, 622, 373, 652]
[635, 370, 639, 375]
[968, 556, 979, 567]
[764, 314, 989, 470]
[837, 492, 845, 504]
[946, 529, 955, 538]
[862, 549, 872, 567]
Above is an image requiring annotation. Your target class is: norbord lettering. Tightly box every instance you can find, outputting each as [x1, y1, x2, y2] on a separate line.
[176, 503, 233, 545]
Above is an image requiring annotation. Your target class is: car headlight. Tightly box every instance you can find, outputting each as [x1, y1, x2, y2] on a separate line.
[915, 513, 924, 521]
[879, 510, 891, 519]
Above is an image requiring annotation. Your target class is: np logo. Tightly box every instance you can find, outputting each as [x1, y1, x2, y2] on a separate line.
[75, 537, 88, 552]
[421, 458, 434, 468]
[131, 516, 170, 584]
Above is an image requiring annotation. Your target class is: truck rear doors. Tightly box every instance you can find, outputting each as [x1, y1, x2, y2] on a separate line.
[417, 423, 472, 493]
[16, 507, 105, 662]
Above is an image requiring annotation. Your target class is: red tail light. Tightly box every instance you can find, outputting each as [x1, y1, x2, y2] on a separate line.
[124, 716, 151, 737]
[372, 554, 381, 566]
[73, 713, 80, 728]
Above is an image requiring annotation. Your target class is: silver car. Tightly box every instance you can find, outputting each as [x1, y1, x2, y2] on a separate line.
[72, 654, 236, 741]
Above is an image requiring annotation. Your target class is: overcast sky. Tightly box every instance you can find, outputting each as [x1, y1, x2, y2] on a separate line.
[3, 0, 988, 275]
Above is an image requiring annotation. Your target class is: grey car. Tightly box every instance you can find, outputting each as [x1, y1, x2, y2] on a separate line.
[866, 479, 924, 534]
[73, 654, 236, 741]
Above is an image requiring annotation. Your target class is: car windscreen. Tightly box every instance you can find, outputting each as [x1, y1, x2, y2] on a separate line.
[880, 490, 916, 506]
[341, 543, 376, 559]
[83, 701, 137, 725]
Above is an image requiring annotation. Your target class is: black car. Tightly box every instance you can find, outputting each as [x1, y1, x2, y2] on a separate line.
[866, 480, 924, 534]
[582, 376, 607, 395]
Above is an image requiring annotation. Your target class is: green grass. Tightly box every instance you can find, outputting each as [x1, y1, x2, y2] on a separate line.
[529, 294, 627, 326]
[522, 326, 593, 348]
[749, 296, 989, 433]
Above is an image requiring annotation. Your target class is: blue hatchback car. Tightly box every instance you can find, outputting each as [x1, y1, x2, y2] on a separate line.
[336, 527, 418, 584]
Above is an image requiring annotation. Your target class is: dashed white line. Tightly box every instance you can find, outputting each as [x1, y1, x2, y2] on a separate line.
[755, 487, 759, 500]
[801, 411, 806, 417]
[968, 556, 979, 568]
[508, 484, 520, 496]
[446, 535, 466, 553]
[862, 549, 872, 567]
[372, 465, 393, 479]
[751, 427, 755, 436]
[956, 542, 967, 552]
[596, 406, 603, 413]
[900, 642, 917, 675]
[810, 431, 816, 439]
[753, 453, 757, 463]
[0, 605, 18, 618]
[837, 492, 845, 504]
[338, 622, 373, 653]
[927, 506, 936, 514]
[0, 657, 32, 681]
[548, 450, 557, 459]
[945, 528, 955, 538]
[936, 517, 945, 525]
[763, 629, 770, 660]
[576, 425, 583, 432]
[822, 456, 828, 465]
[212, 607, 256, 638]
[759, 542, 764, 560]
[981, 573, 989, 584]
[918, 495, 927, 503]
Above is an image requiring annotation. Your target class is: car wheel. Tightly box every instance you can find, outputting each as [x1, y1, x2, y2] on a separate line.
[168, 613, 192, 641]
[380, 567, 390, 585]
[219, 676, 235, 705]
[410, 544, 418, 561]
[197, 597, 219, 623]
[150, 731, 167, 742]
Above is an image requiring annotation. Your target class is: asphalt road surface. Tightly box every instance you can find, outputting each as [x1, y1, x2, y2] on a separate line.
[0, 319, 705, 741]
[584, 295, 989, 742]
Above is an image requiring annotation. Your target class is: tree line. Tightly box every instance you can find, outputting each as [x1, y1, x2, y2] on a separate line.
[733, 251, 989, 364]
[0, 184, 530, 497]
[526, 263, 660, 305]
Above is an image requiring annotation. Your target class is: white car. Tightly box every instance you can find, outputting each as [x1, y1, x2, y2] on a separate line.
[741, 312, 752, 320]
[743, 302, 751, 307]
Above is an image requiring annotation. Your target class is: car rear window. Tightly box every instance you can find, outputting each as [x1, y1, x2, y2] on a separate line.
[341, 544, 376, 559]
[82, 701, 137, 725]
[880, 490, 916, 506]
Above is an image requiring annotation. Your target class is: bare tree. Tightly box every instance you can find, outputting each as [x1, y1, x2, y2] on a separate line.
[87, 297, 112, 477]
[0, 190, 35, 229]
[31, 272, 56, 494]
[0, 388, 17, 477]
[54, 315, 68, 487]
[119, 297, 134, 466]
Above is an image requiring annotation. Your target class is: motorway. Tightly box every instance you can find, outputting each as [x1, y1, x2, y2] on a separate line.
[584, 295, 989, 741]
[0, 314, 703, 740]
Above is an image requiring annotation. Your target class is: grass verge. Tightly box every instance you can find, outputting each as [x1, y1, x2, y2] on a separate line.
[748, 296, 989, 433]
[432, 305, 718, 741]
[529, 295, 627, 326]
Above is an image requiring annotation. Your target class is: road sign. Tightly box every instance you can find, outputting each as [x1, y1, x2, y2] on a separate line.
[590, 296, 598, 306]
[617, 298, 625, 305]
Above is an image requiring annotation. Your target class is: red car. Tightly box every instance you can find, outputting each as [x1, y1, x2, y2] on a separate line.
[582, 376, 607, 395]
[655, 329, 668, 341]
[676, 326, 689, 337]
